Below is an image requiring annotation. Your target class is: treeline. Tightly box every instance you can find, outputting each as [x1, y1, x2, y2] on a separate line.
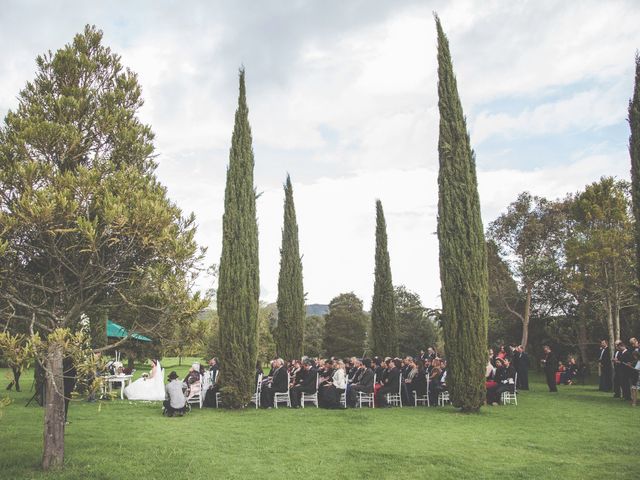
[486, 177, 639, 366]
[193, 285, 439, 363]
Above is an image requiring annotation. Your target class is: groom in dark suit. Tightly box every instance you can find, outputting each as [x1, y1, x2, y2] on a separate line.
[347, 358, 375, 407]
[541, 345, 558, 393]
[598, 339, 612, 392]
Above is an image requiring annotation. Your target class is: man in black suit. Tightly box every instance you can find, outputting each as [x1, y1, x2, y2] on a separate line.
[376, 359, 401, 407]
[541, 345, 558, 392]
[261, 358, 288, 408]
[514, 345, 529, 390]
[597, 339, 612, 392]
[347, 358, 374, 407]
[613, 342, 632, 401]
[290, 360, 317, 408]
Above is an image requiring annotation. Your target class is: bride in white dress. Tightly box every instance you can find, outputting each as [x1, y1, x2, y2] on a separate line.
[123, 359, 165, 401]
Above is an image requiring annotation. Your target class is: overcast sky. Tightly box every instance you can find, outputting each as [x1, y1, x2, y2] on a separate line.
[1, 0, 638, 308]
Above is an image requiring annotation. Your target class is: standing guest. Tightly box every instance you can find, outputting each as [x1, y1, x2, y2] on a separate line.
[428, 359, 443, 406]
[376, 359, 401, 408]
[612, 341, 623, 399]
[614, 342, 632, 401]
[627, 350, 640, 407]
[541, 345, 558, 393]
[598, 339, 612, 392]
[515, 345, 529, 390]
[163, 371, 186, 417]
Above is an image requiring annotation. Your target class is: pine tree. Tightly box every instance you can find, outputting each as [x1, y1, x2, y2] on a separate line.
[629, 53, 640, 286]
[217, 68, 260, 408]
[274, 174, 305, 360]
[435, 15, 489, 412]
[370, 199, 398, 357]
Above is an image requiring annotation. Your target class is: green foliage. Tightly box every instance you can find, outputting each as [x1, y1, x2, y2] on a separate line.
[371, 200, 398, 357]
[487, 192, 564, 348]
[274, 175, 305, 360]
[216, 69, 260, 408]
[303, 315, 325, 358]
[258, 303, 277, 363]
[0, 25, 204, 337]
[322, 293, 367, 358]
[394, 286, 438, 356]
[435, 16, 489, 412]
[629, 53, 640, 286]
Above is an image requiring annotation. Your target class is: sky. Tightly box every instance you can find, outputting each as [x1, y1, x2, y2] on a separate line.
[1, 0, 638, 308]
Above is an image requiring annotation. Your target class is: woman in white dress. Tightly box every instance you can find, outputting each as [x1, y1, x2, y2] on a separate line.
[124, 359, 165, 401]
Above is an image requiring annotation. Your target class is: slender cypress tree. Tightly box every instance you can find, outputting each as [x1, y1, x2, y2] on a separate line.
[435, 15, 489, 412]
[629, 53, 640, 286]
[370, 199, 398, 357]
[274, 174, 305, 360]
[217, 68, 260, 408]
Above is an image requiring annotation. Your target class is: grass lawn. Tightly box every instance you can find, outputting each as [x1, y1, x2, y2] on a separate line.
[0, 358, 636, 480]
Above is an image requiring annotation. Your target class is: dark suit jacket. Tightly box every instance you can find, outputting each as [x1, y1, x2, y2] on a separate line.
[271, 367, 288, 392]
[381, 367, 400, 393]
[544, 352, 557, 374]
[354, 368, 374, 393]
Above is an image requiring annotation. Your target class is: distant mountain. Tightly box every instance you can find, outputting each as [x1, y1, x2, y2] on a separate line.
[306, 304, 329, 317]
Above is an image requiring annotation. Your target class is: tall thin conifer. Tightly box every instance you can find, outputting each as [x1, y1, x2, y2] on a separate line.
[435, 15, 489, 412]
[371, 199, 398, 357]
[217, 69, 260, 408]
[275, 174, 305, 359]
[629, 54, 640, 286]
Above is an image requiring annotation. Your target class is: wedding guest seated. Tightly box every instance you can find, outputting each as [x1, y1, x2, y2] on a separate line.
[494, 357, 516, 403]
[347, 358, 375, 407]
[260, 358, 288, 408]
[290, 359, 317, 408]
[560, 357, 578, 385]
[376, 358, 401, 407]
[406, 358, 427, 404]
[485, 350, 497, 395]
[319, 360, 347, 408]
[163, 371, 187, 417]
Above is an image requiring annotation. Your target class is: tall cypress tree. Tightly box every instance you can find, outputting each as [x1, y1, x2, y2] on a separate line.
[274, 174, 305, 360]
[629, 53, 640, 286]
[435, 15, 489, 412]
[217, 68, 260, 408]
[371, 199, 398, 357]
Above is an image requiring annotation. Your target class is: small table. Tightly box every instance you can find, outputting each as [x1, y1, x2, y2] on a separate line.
[103, 374, 133, 400]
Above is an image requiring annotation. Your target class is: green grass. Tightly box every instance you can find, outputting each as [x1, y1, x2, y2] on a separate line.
[0, 358, 636, 480]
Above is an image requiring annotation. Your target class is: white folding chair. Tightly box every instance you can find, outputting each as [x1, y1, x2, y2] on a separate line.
[251, 373, 263, 409]
[437, 390, 450, 406]
[386, 374, 403, 407]
[274, 372, 291, 408]
[414, 373, 430, 407]
[301, 372, 319, 408]
[357, 374, 376, 408]
[501, 373, 518, 406]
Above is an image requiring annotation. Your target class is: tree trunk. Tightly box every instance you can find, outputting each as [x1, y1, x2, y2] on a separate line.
[127, 356, 134, 370]
[42, 342, 65, 470]
[520, 285, 532, 350]
[577, 318, 589, 368]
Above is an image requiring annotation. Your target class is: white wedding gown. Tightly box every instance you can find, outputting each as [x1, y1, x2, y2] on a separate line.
[124, 362, 165, 401]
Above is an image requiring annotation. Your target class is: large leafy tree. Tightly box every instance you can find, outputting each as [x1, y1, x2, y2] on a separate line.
[274, 175, 305, 360]
[0, 26, 204, 469]
[487, 192, 564, 349]
[371, 200, 398, 357]
[630, 54, 640, 287]
[395, 285, 438, 356]
[435, 15, 489, 412]
[217, 69, 260, 408]
[565, 178, 635, 355]
[322, 293, 367, 358]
